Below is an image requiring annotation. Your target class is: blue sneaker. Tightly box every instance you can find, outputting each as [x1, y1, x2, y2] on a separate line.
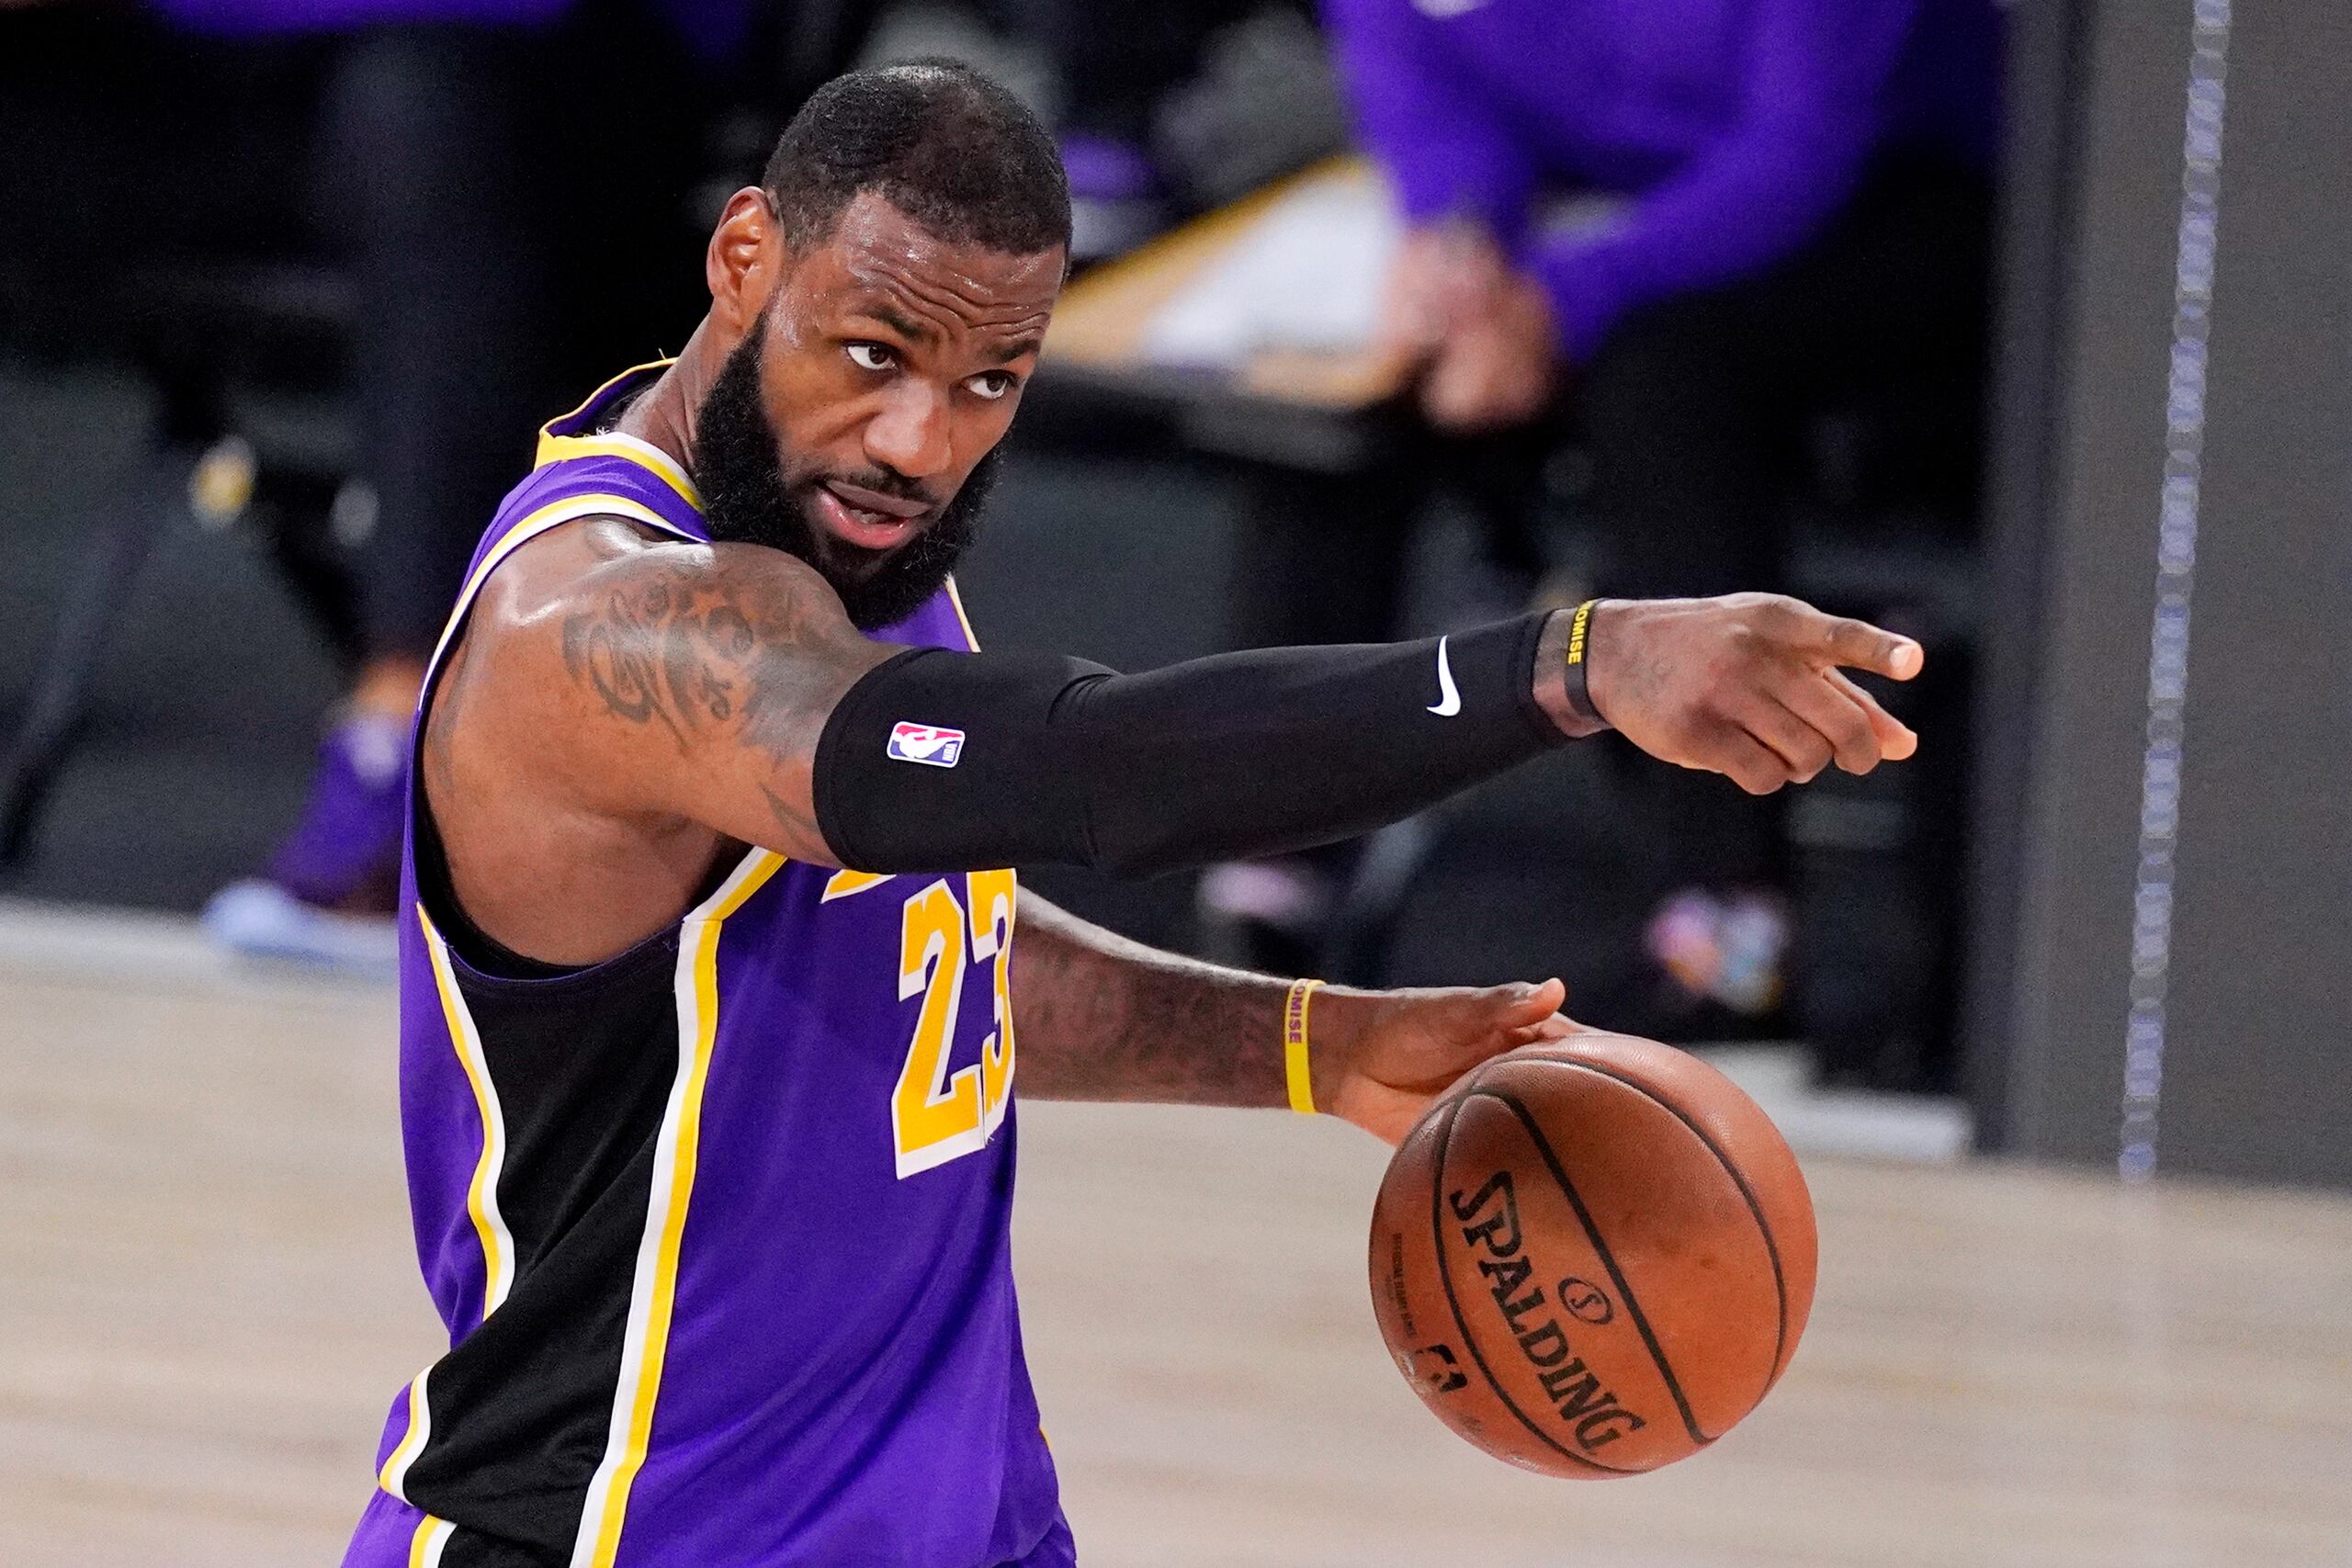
[202, 709, 406, 975]
[201, 878, 399, 976]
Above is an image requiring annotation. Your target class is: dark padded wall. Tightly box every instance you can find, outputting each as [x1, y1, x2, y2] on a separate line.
[1977, 0, 2185, 1167]
[2155, 7, 2352, 1186]
[1976, 0, 2352, 1186]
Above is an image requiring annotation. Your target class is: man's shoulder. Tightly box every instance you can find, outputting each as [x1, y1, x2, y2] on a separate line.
[445, 520, 864, 761]
[458, 518, 841, 682]
[486, 522, 856, 628]
[472, 515, 707, 626]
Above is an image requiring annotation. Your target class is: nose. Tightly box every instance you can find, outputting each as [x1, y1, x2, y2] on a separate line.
[862, 379, 953, 483]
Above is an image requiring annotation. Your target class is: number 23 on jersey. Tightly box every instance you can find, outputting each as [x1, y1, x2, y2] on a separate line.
[888, 869, 1016, 1179]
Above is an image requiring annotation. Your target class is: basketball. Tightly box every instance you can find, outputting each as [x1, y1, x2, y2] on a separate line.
[1369, 1034, 1817, 1478]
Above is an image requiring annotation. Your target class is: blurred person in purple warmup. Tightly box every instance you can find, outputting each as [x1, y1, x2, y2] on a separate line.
[1254, 0, 1999, 1023]
[136, 0, 760, 968]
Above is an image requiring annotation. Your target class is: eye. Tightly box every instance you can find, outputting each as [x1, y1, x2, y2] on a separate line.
[966, 370, 1016, 402]
[845, 343, 896, 372]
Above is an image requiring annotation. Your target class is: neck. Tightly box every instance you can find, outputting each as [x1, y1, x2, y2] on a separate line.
[615, 318, 724, 476]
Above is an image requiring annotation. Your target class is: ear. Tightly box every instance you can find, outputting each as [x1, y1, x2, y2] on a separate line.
[707, 186, 784, 332]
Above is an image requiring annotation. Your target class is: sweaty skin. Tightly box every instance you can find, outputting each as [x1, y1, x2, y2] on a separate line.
[422, 186, 1925, 1144]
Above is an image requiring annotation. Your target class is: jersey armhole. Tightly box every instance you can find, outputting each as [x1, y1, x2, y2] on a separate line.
[409, 504, 703, 986]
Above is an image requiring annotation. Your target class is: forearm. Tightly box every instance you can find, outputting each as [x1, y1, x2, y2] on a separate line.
[550, 536, 1577, 878]
[819, 611, 1590, 878]
[1011, 896, 1367, 1107]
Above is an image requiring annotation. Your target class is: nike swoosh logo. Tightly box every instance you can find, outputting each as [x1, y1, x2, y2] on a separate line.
[1428, 637, 1462, 716]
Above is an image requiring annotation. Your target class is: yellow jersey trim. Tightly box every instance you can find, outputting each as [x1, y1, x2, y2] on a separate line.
[532, 359, 700, 508]
[417, 906, 516, 1322]
[538, 359, 700, 505]
[534, 431, 703, 512]
[944, 574, 980, 652]
[537, 358, 675, 441]
[569, 848, 787, 1568]
[408, 1515, 453, 1568]
[378, 1365, 434, 1502]
[820, 869, 893, 901]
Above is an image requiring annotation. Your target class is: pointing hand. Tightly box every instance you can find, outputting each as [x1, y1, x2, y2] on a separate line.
[1541, 594, 1922, 794]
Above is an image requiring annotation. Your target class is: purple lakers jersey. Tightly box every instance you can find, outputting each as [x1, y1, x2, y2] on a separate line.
[345, 366, 1071, 1568]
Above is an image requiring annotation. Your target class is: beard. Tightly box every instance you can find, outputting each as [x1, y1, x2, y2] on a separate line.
[689, 316, 996, 631]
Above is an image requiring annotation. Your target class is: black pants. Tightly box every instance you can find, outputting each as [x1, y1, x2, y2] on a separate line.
[322, 9, 714, 661]
[1230, 155, 1992, 888]
[0, 3, 714, 665]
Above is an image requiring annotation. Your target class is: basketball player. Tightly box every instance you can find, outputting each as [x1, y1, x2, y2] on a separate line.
[346, 62, 1924, 1568]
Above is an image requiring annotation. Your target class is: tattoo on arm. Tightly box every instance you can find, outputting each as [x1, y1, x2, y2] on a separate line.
[756, 782, 824, 852]
[1012, 895, 1290, 1108]
[555, 544, 887, 858]
[560, 581, 692, 748]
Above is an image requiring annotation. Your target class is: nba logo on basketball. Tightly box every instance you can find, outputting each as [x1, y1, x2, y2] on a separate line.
[887, 722, 965, 768]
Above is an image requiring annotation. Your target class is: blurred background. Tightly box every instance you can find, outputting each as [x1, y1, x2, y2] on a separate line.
[2, 0, 2347, 1563]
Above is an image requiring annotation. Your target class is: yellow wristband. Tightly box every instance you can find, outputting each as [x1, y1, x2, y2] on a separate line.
[1561, 598, 1610, 731]
[1283, 978, 1323, 1115]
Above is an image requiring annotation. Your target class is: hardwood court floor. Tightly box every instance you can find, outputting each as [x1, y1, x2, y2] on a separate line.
[3, 910, 2348, 1568]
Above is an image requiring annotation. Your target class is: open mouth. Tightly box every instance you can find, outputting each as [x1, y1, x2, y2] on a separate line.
[814, 480, 929, 552]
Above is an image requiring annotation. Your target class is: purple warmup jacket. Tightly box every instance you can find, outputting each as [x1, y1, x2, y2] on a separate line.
[1324, 0, 2001, 358]
[153, 0, 754, 63]
[343, 365, 1071, 1568]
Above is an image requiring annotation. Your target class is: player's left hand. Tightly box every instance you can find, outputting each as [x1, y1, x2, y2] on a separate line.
[1315, 978, 1580, 1145]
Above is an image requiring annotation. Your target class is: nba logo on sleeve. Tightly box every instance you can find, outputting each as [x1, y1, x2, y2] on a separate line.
[888, 722, 965, 768]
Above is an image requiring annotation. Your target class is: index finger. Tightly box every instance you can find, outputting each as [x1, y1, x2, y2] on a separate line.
[1826, 668, 1918, 761]
[1786, 604, 1923, 681]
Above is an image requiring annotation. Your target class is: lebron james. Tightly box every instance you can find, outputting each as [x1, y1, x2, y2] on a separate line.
[347, 61, 1924, 1568]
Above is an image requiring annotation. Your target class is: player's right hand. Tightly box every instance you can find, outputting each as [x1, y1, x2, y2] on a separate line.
[1581, 593, 1923, 795]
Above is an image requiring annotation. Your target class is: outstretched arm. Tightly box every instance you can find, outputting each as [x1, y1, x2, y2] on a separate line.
[1012, 894, 1576, 1145]
[511, 525, 1925, 877]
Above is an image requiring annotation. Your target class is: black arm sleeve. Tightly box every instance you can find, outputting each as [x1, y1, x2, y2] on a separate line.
[811, 611, 1565, 877]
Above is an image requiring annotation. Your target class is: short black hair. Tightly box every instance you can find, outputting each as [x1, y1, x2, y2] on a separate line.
[762, 61, 1070, 257]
